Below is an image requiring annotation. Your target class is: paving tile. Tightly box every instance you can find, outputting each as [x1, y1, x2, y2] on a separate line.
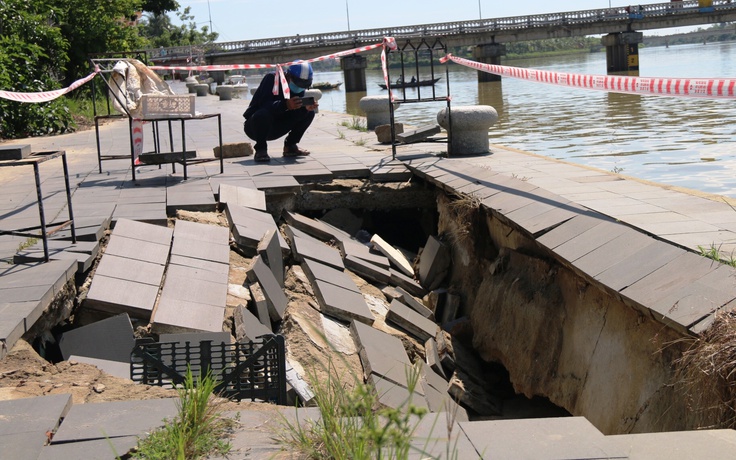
[68, 355, 131, 380]
[0, 302, 43, 359]
[595, 240, 686, 292]
[369, 373, 428, 411]
[51, 398, 178, 443]
[409, 411, 477, 458]
[171, 236, 230, 265]
[459, 416, 624, 460]
[351, 320, 411, 386]
[166, 189, 217, 214]
[165, 260, 227, 284]
[158, 269, 227, 307]
[95, 253, 165, 286]
[553, 219, 630, 264]
[344, 254, 391, 284]
[257, 229, 284, 288]
[608, 428, 736, 459]
[59, 313, 135, 363]
[247, 255, 287, 322]
[158, 331, 231, 345]
[49, 214, 110, 242]
[151, 297, 225, 333]
[38, 436, 139, 460]
[0, 394, 72, 460]
[110, 218, 173, 245]
[291, 236, 344, 270]
[112, 203, 167, 226]
[418, 235, 450, 291]
[535, 212, 607, 250]
[104, 233, 171, 265]
[283, 211, 341, 242]
[218, 183, 266, 211]
[573, 228, 657, 278]
[172, 219, 230, 246]
[168, 254, 230, 277]
[370, 234, 413, 276]
[312, 279, 373, 325]
[251, 175, 301, 193]
[247, 281, 273, 331]
[387, 299, 438, 342]
[301, 258, 357, 291]
[394, 286, 434, 320]
[234, 305, 272, 342]
[621, 251, 721, 318]
[85, 275, 160, 319]
[389, 268, 427, 298]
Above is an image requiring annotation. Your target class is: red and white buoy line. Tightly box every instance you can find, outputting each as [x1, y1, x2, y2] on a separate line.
[441, 53, 736, 99]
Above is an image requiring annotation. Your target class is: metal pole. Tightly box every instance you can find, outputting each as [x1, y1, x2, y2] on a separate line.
[479, 0, 482, 19]
[346, 0, 351, 31]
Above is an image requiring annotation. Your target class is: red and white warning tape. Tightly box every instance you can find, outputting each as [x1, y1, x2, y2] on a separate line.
[441, 54, 736, 99]
[0, 68, 99, 103]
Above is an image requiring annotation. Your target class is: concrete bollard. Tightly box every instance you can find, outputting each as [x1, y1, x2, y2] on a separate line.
[437, 105, 498, 155]
[194, 83, 209, 97]
[304, 89, 322, 113]
[185, 82, 197, 94]
[217, 86, 234, 101]
[359, 96, 400, 130]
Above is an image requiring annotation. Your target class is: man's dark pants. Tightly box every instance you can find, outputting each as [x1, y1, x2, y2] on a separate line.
[244, 107, 315, 152]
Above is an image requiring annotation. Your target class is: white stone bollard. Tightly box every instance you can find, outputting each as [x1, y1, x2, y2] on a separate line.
[437, 105, 498, 155]
[304, 89, 322, 113]
[185, 82, 197, 94]
[359, 96, 400, 130]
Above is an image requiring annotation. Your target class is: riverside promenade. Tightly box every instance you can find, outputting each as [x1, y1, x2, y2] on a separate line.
[3, 87, 736, 458]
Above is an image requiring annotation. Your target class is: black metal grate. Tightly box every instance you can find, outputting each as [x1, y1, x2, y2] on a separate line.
[130, 334, 287, 404]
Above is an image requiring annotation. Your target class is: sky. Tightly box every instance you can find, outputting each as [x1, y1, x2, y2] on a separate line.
[173, 0, 699, 43]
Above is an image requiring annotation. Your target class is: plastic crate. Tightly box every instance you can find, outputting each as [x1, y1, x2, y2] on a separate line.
[141, 94, 196, 119]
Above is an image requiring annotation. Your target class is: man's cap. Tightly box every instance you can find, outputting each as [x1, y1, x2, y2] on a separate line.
[287, 61, 313, 88]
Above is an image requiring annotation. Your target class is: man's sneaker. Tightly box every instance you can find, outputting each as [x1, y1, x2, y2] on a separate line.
[283, 144, 310, 157]
[254, 149, 270, 162]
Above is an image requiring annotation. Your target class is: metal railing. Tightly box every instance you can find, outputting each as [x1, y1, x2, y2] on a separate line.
[147, 1, 734, 61]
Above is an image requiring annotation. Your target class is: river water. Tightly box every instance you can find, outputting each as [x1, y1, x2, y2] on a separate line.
[307, 42, 736, 197]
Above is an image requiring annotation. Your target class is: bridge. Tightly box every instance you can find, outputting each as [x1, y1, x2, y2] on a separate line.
[149, 0, 736, 91]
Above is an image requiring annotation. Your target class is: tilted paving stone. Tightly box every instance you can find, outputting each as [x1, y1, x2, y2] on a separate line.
[418, 360, 468, 422]
[370, 233, 414, 276]
[343, 254, 391, 285]
[350, 320, 413, 388]
[50, 215, 110, 242]
[38, 436, 139, 460]
[301, 258, 357, 291]
[389, 268, 427, 298]
[459, 416, 626, 460]
[225, 203, 289, 255]
[369, 373, 429, 412]
[85, 275, 161, 319]
[257, 229, 284, 288]
[291, 235, 344, 270]
[234, 305, 273, 343]
[0, 394, 73, 460]
[418, 235, 451, 291]
[218, 182, 266, 211]
[112, 203, 168, 226]
[108, 218, 173, 245]
[246, 255, 287, 322]
[103, 233, 171, 266]
[51, 398, 178, 443]
[394, 286, 434, 320]
[59, 313, 135, 363]
[247, 281, 273, 331]
[386, 298, 438, 343]
[312, 279, 374, 325]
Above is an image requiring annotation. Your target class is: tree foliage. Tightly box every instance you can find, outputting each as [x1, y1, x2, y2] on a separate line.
[139, 7, 218, 49]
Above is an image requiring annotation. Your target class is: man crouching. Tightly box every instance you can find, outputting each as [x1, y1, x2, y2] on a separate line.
[243, 61, 317, 162]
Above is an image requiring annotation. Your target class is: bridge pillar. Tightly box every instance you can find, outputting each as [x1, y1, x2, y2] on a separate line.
[340, 54, 368, 93]
[602, 32, 643, 74]
[473, 44, 507, 82]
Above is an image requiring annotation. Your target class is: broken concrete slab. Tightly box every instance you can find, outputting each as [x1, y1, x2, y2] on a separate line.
[387, 299, 438, 343]
[369, 373, 428, 412]
[218, 183, 266, 211]
[459, 417, 624, 459]
[151, 297, 225, 334]
[396, 124, 441, 144]
[38, 435, 139, 460]
[247, 282, 273, 331]
[84, 274, 160, 319]
[389, 268, 427, 299]
[68, 355, 131, 380]
[59, 313, 135, 363]
[257, 229, 284, 288]
[0, 394, 72, 460]
[344, 254, 391, 285]
[394, 286, 434, 320]
[301, 258, 357, 292]
[246, 255, 287, 322]
[111, 218, 173, 246]
[425, 337, 447, 380]
[418, 235, 451, 291]
[291, 235, 344, 271]
[226, 204, 289, 255]
[51, 398, 178, 443]
[234, 304, 272, 342]
[370, 234, 414, 276]
[312, 278, 374, 325]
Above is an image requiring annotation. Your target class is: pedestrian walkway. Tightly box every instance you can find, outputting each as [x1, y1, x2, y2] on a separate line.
[3, 84, 736, 458]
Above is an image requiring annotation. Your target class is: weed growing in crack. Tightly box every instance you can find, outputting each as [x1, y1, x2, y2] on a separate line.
[698, 243, 736, 267]
[131, 368, 235, 459]
[340, 116, 368, 132]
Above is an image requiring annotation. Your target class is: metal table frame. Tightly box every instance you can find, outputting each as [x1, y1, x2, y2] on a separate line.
[0, 150, 76, 262]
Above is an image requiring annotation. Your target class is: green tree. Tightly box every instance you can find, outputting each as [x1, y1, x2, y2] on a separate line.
[139, 6, 218, 48]
[0, 0, 73, 138]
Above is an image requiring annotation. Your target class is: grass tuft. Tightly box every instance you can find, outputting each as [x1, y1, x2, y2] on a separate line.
[131, 368, 235, 459]
[673, 311, 736, 429]
[339, 116, 368, 132]
[698, 243, 736, 267]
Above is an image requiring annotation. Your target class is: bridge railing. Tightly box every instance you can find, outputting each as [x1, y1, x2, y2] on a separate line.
[147, 1, 733, 61]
